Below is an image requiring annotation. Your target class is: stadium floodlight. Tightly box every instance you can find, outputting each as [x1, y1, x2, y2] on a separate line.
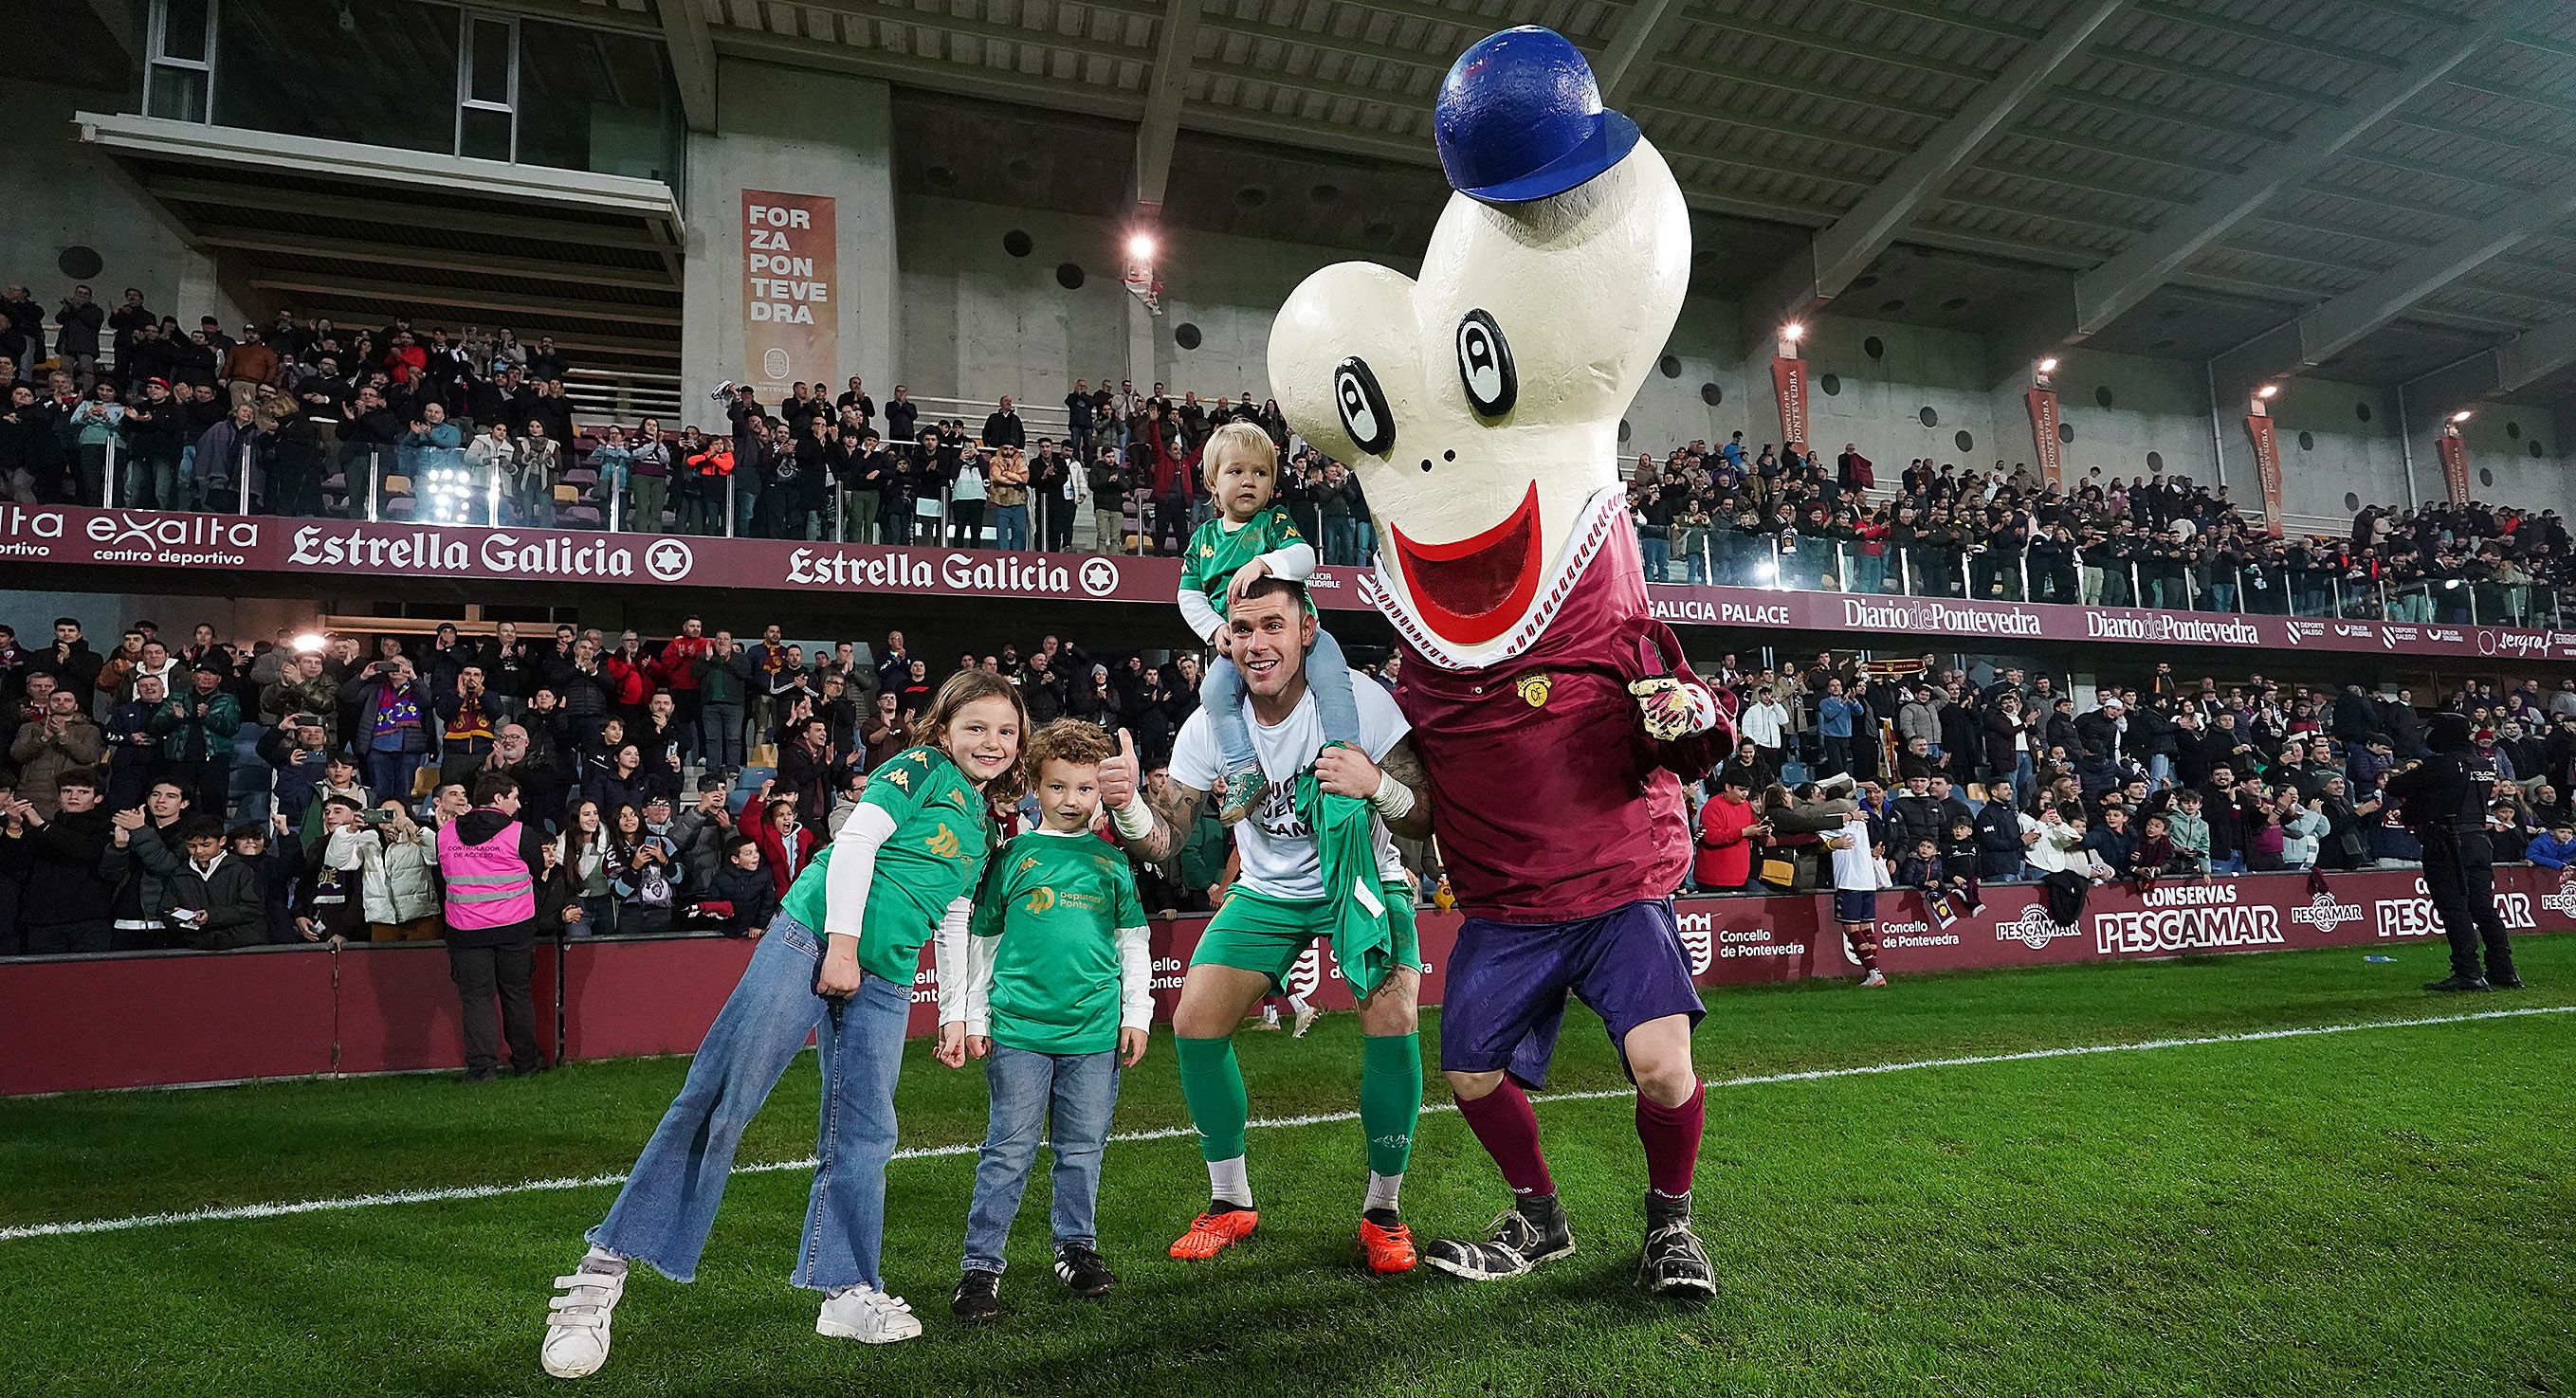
[2255, 384, 2279, 400]
[2451, 410, 2474, 424]
[2037, 357, 2058, 373]
[291, 632, 327, 654]
[1125, 231, 1159, 262]
[1780, 321, 1804, 343]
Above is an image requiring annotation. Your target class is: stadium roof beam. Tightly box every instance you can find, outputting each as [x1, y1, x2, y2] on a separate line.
[2047, 0, 2541, 346]
[1743, 0, 2127, 348]
[1597, 0, 1689, 108]
[657, 0, 719, 134]
[2210, 188, 2576, 399]
[2400, 311, 2576, 420]
[1132, 0, 1201, 214]
[246, 277, 685, 327]
[188, 228, 681, 293]
[2127, 1, 2409, 70]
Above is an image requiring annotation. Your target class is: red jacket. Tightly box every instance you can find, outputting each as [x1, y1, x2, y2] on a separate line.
[1693, 791, 1760, 889]
[653, 634, 714, 692]
[751, 818, 820, 899]
[603, 654, 653, 709]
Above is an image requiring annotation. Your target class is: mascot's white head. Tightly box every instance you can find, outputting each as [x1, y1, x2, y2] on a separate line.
[1270, 27, 1689, 668]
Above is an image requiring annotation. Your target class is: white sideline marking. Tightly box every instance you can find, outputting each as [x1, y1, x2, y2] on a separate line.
[4, 1004, 2567, 1243]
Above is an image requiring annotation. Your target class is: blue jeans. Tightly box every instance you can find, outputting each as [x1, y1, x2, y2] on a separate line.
[994, 503, 1029, 552]
[1640, 536, 1671, 582]
[1322, 517, 1360, 567]
[1203, 628, 1360, 777]
[366, 749, 422, 805]
[960, 1044, 1119, 1273]
[590, 914, 911, 1291]
[700, 701, 745, 771]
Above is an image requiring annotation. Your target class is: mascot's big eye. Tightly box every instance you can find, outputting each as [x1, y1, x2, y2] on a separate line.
[1454, 309, 1516, 417]
[1333, 356, 1396, 456]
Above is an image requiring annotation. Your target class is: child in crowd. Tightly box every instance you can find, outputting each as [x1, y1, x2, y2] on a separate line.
[1178, 422, 1360, 823]
[1896, 836, 1943, 891]
[168, 815, 267, 951]
[2527, 818, 2576, 873]
[544, 670, 1027, 1378]
[232, 820, 303, 943]
[2165, 789, 2211, 876]
[689, 835, 777, 936]
[945, 720, 1152, 1323]
[293, 795, 374, 944]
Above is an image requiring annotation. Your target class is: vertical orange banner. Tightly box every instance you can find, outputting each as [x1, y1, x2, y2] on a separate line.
[2245, 413, 2284, 538]
[2436, 430, 2470, 506]
[740, 191, 839, 396]
[1771, 356, 1808, 453]
[2025, 387, 2062, 488]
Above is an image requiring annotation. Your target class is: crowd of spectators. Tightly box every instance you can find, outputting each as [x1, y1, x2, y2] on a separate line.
[7, 275, 2567, 625]
[7, 599, 2575, 962]
[0, 611, 1290, 957]
[1687, 650, 2576, 902]
[1628, 435, 2573, 625]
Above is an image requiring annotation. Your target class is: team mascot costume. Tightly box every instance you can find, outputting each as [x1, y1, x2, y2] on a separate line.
[1270, 27, 1735, 1297]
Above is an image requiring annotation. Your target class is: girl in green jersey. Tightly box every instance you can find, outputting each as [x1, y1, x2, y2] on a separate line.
[540, 669, 1026, 1377]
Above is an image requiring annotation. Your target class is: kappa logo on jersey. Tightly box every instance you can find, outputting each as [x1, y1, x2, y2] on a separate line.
[926, 823, 960, 860]
[1023, 886, 1056, 916]
[1017, 855, 1041, 874]
[2291, 890, 2364, 933]
[882, 766, 912, 791]
[1516, 672, 1553, 708]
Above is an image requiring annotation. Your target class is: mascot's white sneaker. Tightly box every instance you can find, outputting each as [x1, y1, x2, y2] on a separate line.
[816, 1285, 923, 1344]
[540, 1254, 629, 1379]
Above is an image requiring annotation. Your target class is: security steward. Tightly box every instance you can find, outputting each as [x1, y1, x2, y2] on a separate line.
[2385, 712, 2524, 992]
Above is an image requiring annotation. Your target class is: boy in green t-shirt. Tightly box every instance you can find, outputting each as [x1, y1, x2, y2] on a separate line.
[946, 720, 1152, 1325]
[1180, 421, 1361, 823]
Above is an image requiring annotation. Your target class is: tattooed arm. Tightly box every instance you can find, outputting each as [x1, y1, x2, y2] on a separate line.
[1095, 727, 1204, 864]
[1314, 736, 1434, 843]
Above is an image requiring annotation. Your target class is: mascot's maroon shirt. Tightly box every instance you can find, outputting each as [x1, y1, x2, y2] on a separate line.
[1381, 503, 1729, 923]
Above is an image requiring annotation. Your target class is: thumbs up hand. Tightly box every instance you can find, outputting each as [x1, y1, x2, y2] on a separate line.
[1099, 728, 1142, 812]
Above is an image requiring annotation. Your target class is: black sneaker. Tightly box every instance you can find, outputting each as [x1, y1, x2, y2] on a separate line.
[2425, 975, 2493, 993]
[1054, 1243, 1117, 1298]
[950, 1268, 1001, 1325]
[2489, 974, 2526, 990]
[1638, 1192, 1715, 1299]
[1422, 1195, 1576, 1280]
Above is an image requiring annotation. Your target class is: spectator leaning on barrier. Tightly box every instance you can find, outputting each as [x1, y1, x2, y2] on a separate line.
[1, 767, 118, 953]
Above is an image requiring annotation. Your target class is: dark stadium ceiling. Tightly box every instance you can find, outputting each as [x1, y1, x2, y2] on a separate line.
[558, 0, 2576, 408]
[100, 0, 2576, 408]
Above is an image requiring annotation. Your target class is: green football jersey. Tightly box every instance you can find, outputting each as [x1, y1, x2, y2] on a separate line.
[782, 745, 995, 986]
[970, 827, 1147, 1054]
[1180, 506, 1306, 619]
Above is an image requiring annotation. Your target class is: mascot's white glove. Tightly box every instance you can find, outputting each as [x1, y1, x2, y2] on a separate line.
[1628, 677, 1722, 743]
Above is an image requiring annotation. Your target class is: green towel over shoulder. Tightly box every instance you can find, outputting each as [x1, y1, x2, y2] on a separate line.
[1292, 753, 1398, 1000]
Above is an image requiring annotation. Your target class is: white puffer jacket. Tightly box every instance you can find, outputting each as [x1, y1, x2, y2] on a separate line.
[362, 824, 443, 924]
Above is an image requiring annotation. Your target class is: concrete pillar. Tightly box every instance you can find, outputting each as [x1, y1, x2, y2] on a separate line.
[1125, 290, 1157, 399]
[681, 61, 897, 415]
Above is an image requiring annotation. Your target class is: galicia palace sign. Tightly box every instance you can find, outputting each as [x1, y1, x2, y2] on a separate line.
[9, 505, 2575, 663]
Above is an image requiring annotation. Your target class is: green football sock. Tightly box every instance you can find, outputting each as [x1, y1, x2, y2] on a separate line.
[1360, 1032, 1423, 1178]
[1176, 1034, 1249, 1164]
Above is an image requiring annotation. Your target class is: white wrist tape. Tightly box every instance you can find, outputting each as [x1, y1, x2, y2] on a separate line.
[1368, 771, 1416, 821]
[1113, 794, 1156, 840]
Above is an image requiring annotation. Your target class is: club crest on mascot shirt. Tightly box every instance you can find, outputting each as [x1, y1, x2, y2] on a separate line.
[1269, 26, 1726, 924]
[1270, 25, 1689, 671]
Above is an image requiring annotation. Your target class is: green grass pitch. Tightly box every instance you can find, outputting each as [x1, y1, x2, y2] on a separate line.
[5, 940, 2573, 1398]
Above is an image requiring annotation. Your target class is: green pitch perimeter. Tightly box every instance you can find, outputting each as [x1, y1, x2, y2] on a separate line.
[7, 942, 2573, 1398]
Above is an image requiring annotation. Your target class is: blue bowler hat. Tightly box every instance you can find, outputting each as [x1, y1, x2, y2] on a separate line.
[1434, 27, 1641, 205]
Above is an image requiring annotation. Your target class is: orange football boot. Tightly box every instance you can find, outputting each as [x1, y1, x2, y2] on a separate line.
[1358, 1217, 1418, 1274]
[1168, 1208, 1260, 1260]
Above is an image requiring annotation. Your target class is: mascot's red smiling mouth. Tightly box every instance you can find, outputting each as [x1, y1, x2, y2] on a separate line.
[1388, 481, 1544, 646]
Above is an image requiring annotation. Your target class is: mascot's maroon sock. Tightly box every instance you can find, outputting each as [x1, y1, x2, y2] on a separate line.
[1454, 1079, 1555, 1198]
[1635, 1080, 1705, 1198]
